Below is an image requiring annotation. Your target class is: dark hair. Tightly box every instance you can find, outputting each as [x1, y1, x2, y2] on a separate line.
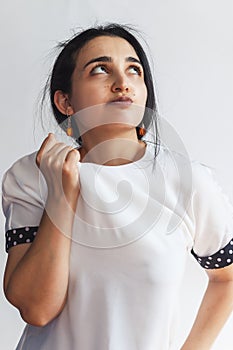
[43, 23, 160, 160]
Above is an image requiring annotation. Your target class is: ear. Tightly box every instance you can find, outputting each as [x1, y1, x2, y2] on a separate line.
[54, 90, 74, 115]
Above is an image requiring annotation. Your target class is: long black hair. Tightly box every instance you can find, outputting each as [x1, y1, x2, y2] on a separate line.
[42, 23, 160, 159]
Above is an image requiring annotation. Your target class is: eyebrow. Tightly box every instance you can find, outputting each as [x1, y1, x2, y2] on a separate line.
[83, 56, 142, 70]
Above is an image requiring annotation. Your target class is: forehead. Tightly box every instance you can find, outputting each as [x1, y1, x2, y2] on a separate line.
[76, 36, 139, 65]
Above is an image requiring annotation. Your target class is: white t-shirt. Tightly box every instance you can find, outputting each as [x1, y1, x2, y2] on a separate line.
[2, 141, 233, 350]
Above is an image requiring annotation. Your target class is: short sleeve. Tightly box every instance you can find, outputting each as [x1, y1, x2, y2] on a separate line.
[190, 162, 233, 269]
[2, 152, 47, 252]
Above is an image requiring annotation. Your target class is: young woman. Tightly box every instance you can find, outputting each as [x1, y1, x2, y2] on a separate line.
[2, 23, 233, 350]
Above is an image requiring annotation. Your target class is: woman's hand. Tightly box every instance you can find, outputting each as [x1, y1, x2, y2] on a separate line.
[36, 133, 81, 205]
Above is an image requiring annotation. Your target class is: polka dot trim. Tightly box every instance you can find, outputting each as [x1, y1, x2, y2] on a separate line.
[191, 238, 233, 269]
[5, 226, 39, 253]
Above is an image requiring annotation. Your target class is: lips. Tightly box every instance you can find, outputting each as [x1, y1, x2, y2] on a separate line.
[110, 96, 133, 103]
[108, 96, 133, 107]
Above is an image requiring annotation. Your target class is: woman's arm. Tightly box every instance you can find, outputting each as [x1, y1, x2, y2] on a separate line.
[4, 134, 81, 327]
[181, 263, 233, 349]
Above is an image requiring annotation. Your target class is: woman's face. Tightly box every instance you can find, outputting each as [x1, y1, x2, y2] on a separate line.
[68, 35, 148, 121]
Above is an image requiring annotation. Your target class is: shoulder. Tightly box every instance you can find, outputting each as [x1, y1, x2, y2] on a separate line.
[154, 145, 194, 192]
[2, 151, 46, 199]
[4, 151, 38, 175]
[154, 145, 220, 202]
[161, 146, 214, 184]
[188, 159, 233, 220]
[3, 151, 38, 180]
[190, 159, 218, 196]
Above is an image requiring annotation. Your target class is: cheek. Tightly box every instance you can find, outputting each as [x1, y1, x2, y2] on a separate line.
[71, 84, 93, 107]
[144, 86, 148, 102]
[72, 87, 108, 112]
[139, 84, 148, 104]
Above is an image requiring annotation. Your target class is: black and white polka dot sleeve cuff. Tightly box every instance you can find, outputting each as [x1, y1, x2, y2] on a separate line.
[191, 238, 233, 269]
[5, 226, 39, 253]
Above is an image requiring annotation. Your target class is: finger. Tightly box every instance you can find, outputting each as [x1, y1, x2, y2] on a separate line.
[40, 133, 57, 152]
[65, 148, 81, 164]
[45, 144, 75, 165]
[37, 144, 71, 174]
[62, 150, 81, 185]
[36, 133, 57, 167]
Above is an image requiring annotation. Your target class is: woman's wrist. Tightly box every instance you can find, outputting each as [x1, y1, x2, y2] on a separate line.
[46, 188, 79, 210]
[45, 193, 78, 235]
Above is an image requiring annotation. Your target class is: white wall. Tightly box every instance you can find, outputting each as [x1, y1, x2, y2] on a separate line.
[0, 0, 233, 348]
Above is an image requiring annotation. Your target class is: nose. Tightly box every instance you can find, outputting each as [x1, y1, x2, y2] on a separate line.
[111, 72, 130, 93]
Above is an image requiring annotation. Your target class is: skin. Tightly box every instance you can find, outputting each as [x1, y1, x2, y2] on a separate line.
[181, 266, 233, 349]
[3, 36, 233, 349]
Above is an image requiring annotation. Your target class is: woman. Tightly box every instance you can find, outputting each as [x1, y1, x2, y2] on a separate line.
[2, 23, 233, 350]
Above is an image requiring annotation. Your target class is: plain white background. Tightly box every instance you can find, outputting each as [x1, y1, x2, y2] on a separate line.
[0, 0, 233, 349]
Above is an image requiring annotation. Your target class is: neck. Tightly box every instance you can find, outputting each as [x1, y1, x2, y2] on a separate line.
[78, 128, 146, 166]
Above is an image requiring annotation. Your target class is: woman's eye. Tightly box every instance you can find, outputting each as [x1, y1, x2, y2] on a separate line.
[91, 65, 108, 75]
[128, 65, 142, 75]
